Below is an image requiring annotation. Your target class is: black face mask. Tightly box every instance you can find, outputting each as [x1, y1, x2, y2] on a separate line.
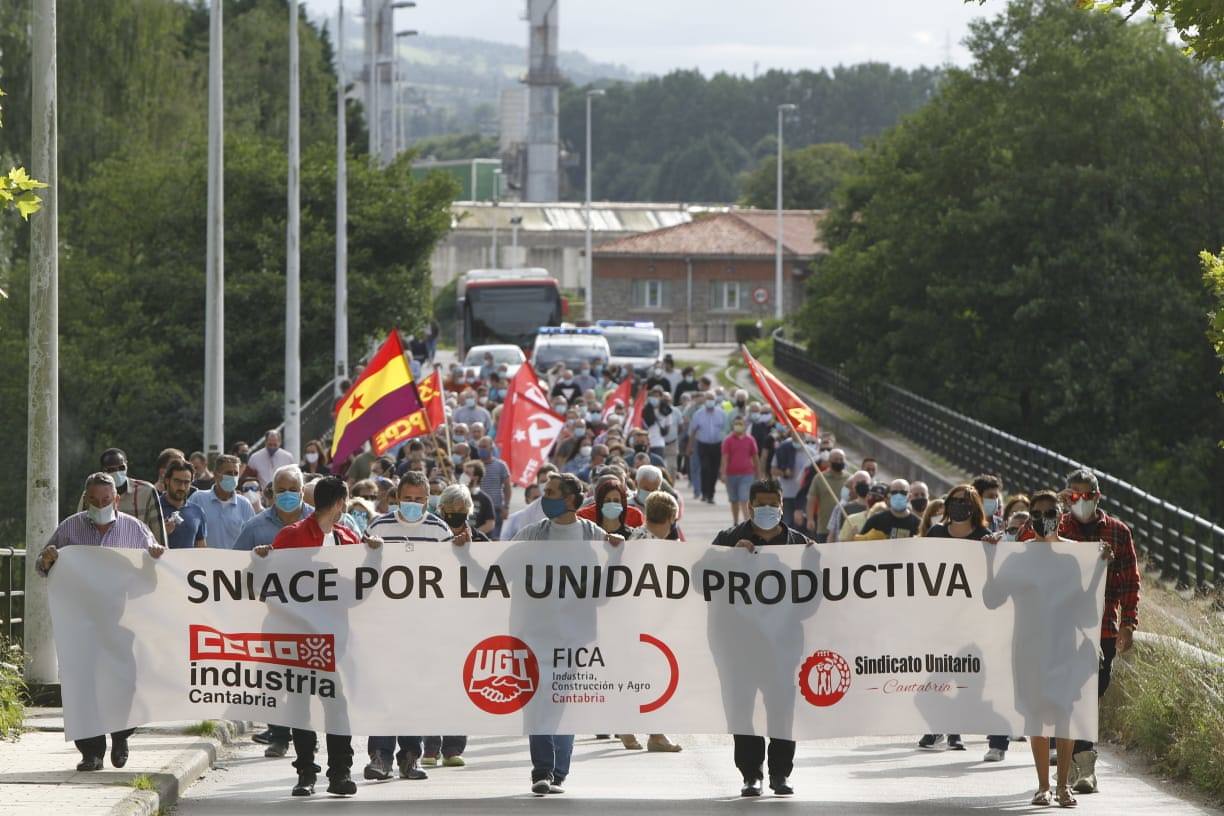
[442, 511, 469, 529]
[910, 497, 929, 514]
[830, 461, 845, 472]
[947, 500, 972, 522]
[854, 482, 870, 498]
[238, 452, 250, 464]
[633, 443, 648, 453]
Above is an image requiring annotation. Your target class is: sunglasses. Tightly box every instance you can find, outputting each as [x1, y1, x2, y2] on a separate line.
[1031, 507, 1060, 520]
[1068, 491, 1098, 502]
[888, 490, 907, 497]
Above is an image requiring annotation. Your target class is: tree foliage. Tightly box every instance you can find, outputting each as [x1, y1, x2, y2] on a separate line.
[739, 143, 857, 210]
[0, 88, 46, 221]
[558, 64, 940, 203]
[805, 0, 1224, 519]
[0, 0, 455, 534]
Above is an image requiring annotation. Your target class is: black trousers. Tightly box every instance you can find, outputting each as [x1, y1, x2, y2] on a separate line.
[75, 728, 135, 760]
[733, 734, 794, 781]
[697, 441, 722, 501]
[292, 730, 353, 780]
[424, 735, 467, 757]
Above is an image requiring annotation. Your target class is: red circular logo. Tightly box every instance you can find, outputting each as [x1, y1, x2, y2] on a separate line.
[462, 635, 540, 715]
[798, 650, 851, 707]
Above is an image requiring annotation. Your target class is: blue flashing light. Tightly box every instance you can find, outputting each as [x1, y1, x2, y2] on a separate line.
[538, 326, 603, 336]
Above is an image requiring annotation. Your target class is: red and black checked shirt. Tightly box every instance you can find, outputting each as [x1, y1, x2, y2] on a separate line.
[1058, 510, 1140, 639]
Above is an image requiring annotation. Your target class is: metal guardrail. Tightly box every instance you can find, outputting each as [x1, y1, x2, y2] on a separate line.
[0, 547, 24, 643]
[773, 331, 1223, 588]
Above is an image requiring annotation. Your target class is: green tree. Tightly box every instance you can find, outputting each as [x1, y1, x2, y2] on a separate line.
[739, 143, 857, 210]
[804, 0, 1224, 518]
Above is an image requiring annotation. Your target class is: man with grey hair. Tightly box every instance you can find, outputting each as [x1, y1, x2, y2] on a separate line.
[37, 472, 164, 772]
[188, 453, 254, 550]
[234, 463, 313, 755]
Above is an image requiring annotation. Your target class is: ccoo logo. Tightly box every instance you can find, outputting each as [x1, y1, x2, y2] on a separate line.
[463, 635, 540, 715]
[798, 650, 851, 707]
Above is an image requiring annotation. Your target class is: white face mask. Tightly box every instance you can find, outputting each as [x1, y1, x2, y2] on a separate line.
[305, 452, 319, 464]
[580, 446, 592, 457]
[87, 502, 117, 526]
[1071, 498, 1097, 523]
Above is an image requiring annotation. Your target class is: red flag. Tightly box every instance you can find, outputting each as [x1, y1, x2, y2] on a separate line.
[368, 368, 448, 455]
[497, 365, 565, 487]
[627, 384, 647, 430]
[601, 377, 632, 423]
[417, 370, 447, 431]
[330, 331, 426, 468]
[742, 345, 819, 438]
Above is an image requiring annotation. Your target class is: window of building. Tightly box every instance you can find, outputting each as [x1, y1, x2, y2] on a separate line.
[631, 279, 666, 310]
[710, 281, 743, 311]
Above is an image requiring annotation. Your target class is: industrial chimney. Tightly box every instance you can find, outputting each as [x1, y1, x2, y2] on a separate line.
[524, 0, 561, 201]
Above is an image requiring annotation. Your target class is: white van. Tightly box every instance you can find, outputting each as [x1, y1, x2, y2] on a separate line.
[597, 321, 664, 377]
[531, 327, 611, 375]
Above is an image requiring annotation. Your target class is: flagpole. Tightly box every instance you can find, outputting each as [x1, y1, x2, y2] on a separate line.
[437, 370, 453, 461]
[741, 345, 850, 526]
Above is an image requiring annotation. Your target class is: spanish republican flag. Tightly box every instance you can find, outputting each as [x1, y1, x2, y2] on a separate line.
[330, 331, 425, 468]
[741, 345, 819, 438]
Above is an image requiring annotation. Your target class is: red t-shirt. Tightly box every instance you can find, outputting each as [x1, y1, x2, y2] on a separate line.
[273, 515, 361, 549]
[577, 503, 644, 528]
[721, 433, 759, 476]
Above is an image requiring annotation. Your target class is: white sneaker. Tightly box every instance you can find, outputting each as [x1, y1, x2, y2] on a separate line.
[531, 780, 551, 796]
[548, 781, 565, 794]
[983, 748, 1006, 762]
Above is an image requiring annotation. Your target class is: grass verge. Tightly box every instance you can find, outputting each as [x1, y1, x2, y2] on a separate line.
[128, 774, 155, 791]
[184, 720, 219, 738]
[0, 639, 25, 740]
[1099, 576, 1224, 804]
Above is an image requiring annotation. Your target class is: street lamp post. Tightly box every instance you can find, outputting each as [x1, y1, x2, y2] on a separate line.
[393, 29, 418, 156]
[775, 103, 797, 321]
[584, 88, 605, 322]
[204, 0, 224, 459]
[285, 0, 302, 457]
[491, 168, 502, 268]
[335, 0, 348, 395]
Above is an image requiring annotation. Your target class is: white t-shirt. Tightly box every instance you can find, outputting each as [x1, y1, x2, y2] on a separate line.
[247, 446, 295, 487]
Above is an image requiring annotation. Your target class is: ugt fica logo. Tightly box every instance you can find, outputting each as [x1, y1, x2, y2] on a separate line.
[798, 650, 851, 707]
[463, 635, 539, 715]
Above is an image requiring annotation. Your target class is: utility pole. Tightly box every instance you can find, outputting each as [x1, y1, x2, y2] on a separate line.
[335, 0, 348, 395]
[204, 0, 224, 463]
[491, 168, 501, 268]
[775, 103, 797, 321]
[584, 88, 604, 322]
[365, 0, 376, 157]
[393, 27, 418, 157]
[285, 0, 302, 457]
[24, 0, 59, 688]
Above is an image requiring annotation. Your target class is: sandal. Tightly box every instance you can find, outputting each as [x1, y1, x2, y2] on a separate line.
[1031, 788, 1052, 806]
[618, 734, 643, 750]
[1056, 786, 1077, 808]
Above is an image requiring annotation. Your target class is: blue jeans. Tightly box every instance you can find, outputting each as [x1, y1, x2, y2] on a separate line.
[529, 734, 573, 783]
[368, 735, 422, 761]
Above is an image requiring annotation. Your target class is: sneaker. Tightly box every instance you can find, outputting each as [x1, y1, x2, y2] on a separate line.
[421, 754, 439, 767]
[769, 776, 794, 796]
[918, 734, 945, 749]
[740, 778, 762, 797]
[548, 780, 565, 794]
[76, 755, 104, 772]
[531, 779, 552, 796]
[983, 748, 1006, 762]
[292, 772, 316, 797]
[947, 735, 965, 751]
[442, 755, 466, 767]
[363, 752, 393, 781]
[326, 775, 357, 796]
[264, 742, 289, 758]
[110, 737, 129, 769]
[1071, 750, 1097, 794]
[398, 756, 428, 780]
[252, 728, 274, 745]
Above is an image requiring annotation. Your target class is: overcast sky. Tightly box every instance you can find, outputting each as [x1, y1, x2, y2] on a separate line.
[301, 0, 1013, 75]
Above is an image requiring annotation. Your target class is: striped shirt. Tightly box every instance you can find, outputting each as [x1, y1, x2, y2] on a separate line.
[366, 510, 453, 546]
[38, 511, 157, 576]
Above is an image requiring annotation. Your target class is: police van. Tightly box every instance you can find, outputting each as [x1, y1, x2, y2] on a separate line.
[531, 326, 611, 375]
[596, 321, 665, 377]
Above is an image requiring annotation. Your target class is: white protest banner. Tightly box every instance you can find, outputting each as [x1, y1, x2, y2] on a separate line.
[47, 537, 1106, 743]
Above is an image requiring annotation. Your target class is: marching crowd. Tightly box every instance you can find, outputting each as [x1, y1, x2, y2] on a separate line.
[35, 350, 1140, 808]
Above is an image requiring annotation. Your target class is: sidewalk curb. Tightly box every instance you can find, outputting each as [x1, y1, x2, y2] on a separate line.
[106, 721, 251, 816]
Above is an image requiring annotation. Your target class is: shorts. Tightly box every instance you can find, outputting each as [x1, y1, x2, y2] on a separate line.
[726, 474, 753, 503]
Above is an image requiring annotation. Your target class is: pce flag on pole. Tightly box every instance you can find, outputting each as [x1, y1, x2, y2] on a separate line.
[742, 345, 819, 438]
[330, 330, 425, 468]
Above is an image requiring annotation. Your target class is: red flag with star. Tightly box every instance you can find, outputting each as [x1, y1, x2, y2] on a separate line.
[329, 331, 425, 469]
[496, 365, 564, 487]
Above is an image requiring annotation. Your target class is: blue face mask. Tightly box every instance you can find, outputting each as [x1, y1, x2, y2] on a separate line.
[478, 448, 492, 460]
[889, 493, 909, 513]
[427, 495, 440, 512]
[601, 502, 623, 520]
[541, 496, 569, 519]
[454, 434, 466, 444]
[637, 488, 650, 506]
[351, 511, 369, 534]
[983, 498, 999, 517]
[219, 474, 238, 493]
[753, 505, 783, 529]
[275, 491, 302, 512]
[399, 501, 425, 522]
[111, 469, 129, 489]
